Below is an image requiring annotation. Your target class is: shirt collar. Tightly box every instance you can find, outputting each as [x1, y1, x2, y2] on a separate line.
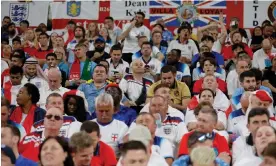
[110, 59, 123, 64]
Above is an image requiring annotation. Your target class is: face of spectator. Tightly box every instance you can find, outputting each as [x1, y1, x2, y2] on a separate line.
[1, 127, 18, 148]
[44, 108, 63, 131]
[99, 27, 108, 38]
[135, 14, 144, 25]
[263, 43, 272, 55]
[136, 114, 156, 136]
[2, 18, 10, 26]
[131, 60, 144, 74]
[141, 44, 152, 57]
[39, 35, 49, 46]
[8, 24, 16, 35]
[74, 46, 86, 59]
[26, 29, 35, 41]
[11, 57, 22, 67]
[138, 37, 148, 48]
[121, 149, 149, 166]
[73, 145, 94, 166]
[104, 19, 113, 29]
[75, 28, 84, 38]
[96, 103, 114, 123]
[10, 73, 23, 85]
[179, 28, 190, 39]
[2, 45, 12, 55]
[209, 29, 218, 41]
[202, 76, 217, 92]
[20, 23, 28, 32]
[46, 56, 57, 68]
[255, 126, 276, 155]
[16, 87, 31, 106]
[202, 40, 214, 49]
[263, 26, 273, 38]
[111, 50, 122, 63]
[93, 66, 107, 82]
[88, 23, 97, 32]
[40, 138, 67, 166]
[241, 77, 256, 91]
[39, 23, 47, 32]
[56, 37, 65, 48]
[46, 96, 64, 113]
[203, 60, 215, 75]
[152, 32, 162, 45]
[196, 112, 216, 133]
[167, 51, 179, 65]
[154, 87, 171, 102]
[261, 156, 276, 166]
[232, 33, 242, 44]
[149, 97, 168, 117]
[200, 46, 210, 53]
[247, 113, 269, 133]
[88, 131, 100, 147]
[1, 106, 9, 124]
[25, 64, 37, 77]
[12, 41, 21, 50]
[250, 95, 271, 109]
[67, 97, 77, 114]
[67, 23, 76, 31]
[152, 26, 162, 33]
[199, 90, 214, 105]
[54, 47, 65, 60]
[236, 60, 249, 75]
[51, 33, 58, 44]
[161, 71, 175, 88]
[48, 72, 62, 91]
[94, 41, 105, 52]
[254, 27, 262, 36]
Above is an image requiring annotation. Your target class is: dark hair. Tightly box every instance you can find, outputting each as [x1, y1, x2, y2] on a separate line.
[2, 38, 9, 44]
[171, 49, 181, 57]
[20, 20, 29, 27]
[253, 26, 262, 37]
[161, 65, 177, 74]
[153, 23, 164, 31]
[46, 53, 57, 60]
[188, 131, 210, 148]
[75, 43, 86, 49]
[177, 25, 191, 34]
[80, 121, 100, 136]
[12, 37, 21, 44]
[200, 57, 217, 69]
[3, 16, 11, 21]
[239, 70, 255, 82]
[39, 32, 49, 39]
[136, 11, 145, 19]
[11, 50, 26, 65]
[262, 142, 276, 159]
[152, 31, 162, 37]
[106, 86, 123, 107]
[99, 59, 110, 69]
[141, 41, 152, 48]
[67, 20, 76, 26]
[64, 95, 87, 122]
[2, 124, 21, 143]
[121, 141, 147, 157]
[194, 101, 213, 116]
[110, 44, 122, 53]
[199, 88, 215, 99]
[95, 64, 108, 74]
[74, 26, 86, 39]
[23, 83, 40, 104]
[199, 108, 218, 123]
[231, 31, 242, 38]
[232, 43, 245, 51]
[35, 28, 43, 33]
[1, 97, 10, 109]
[153, 84, 170, 94]
[7, 22, 15, 28]
[247, 108, 270, 124]
[263, 24, 273, 30]
[105, 16, 114, 21]
[39, 136, 74, 166]
[10, 66, 23, 75]
[201, 35, 215, 43]
[250, 68, 262, 81]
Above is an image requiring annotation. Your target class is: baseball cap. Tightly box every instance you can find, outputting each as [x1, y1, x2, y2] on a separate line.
[255, 90, 273, 103]
[128, 125, 152, 146]
[1, 144, 16, 164]
[95, 36, 105, 43]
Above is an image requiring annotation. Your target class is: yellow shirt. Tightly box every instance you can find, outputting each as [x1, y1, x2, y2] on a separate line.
[147, 80, 191, 105]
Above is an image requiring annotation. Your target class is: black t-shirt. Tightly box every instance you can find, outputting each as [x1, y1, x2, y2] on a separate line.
[262, 67, 276, 104]
[86, 51, 110, 64]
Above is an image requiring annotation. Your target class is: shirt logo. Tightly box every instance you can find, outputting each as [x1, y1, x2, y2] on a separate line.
[111, 133, 118, 142]
[174, 90, 179, 96]
[163, 126, 172, 135]
[9, 3, 29, 25]
[67, 1, 81, 17]
[35, 82, 41, 89]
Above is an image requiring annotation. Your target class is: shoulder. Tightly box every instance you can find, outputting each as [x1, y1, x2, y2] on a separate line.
[164, 116, 183, 124]
[123, 74, 134, 81]
[33, 119, 44, 128]
[35, 107, 46, 113]
[229, 109, 244, 119]
[22, 131, 43, 143]
[176, 80, 189, 89]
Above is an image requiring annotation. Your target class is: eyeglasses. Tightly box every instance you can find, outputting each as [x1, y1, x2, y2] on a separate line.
[198, 133, 213, 142]
[45, 114, 63, 121]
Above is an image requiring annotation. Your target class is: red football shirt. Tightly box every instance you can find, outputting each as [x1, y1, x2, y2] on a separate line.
[178, 131, 230, 157]
[221, 43, 253, 60]
[34, 48, 53, 59]
[91, 141, 117, 166]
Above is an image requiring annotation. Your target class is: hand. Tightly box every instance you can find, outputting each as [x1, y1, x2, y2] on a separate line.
[93, 52, 102, 59]
[187, 122, 197, 131]
[123, 101, 137, 107]
[217, 152, 231, 164]
[130, 19, 137, 28]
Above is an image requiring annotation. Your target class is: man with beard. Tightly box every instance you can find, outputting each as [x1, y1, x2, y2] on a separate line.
[221, 31, 253, 61]
[104, 16, 122, 46]
[118, 12, 150, 64]
[1, 16, 11, 36]
[19, 20, 29, 38]
[67, 26, 85, 51]
[166, 49, 191, 87]
[262, 24, 274, 39]
[87, 36, 110, 64]
[34, 32, 53, 66]
[147, 65, 191, 111]
[7, 22, 18, 45]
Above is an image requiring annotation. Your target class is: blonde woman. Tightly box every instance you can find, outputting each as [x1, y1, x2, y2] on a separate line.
[86, 22, 99, 41]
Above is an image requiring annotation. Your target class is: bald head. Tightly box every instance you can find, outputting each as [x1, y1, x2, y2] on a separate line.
[131, 59, 145, 74]
[48, 68, 62, 90]
[240, 91, 251, 110]
[262, 39, 272, 54]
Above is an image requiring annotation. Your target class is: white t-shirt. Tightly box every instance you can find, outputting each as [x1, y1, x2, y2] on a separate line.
[252, 48, 276, 70]
[140, 103, 185, 121]
[20, 113, 28, 124]
[153, 137, 174, 159]
[1, 60, 9, 74]
[212, 40, 222, 53]
[232, 136, 255, 165]
[226, 70, 241, 96]
[227, 109, 245, 133]
[92, 119, 128, 156]
[122, 23, 150, 54]
[167, 39, 199, 60]
[3, 84, 22, 106]
[139, 57, 162, 82]
[106, 58, 129, 79]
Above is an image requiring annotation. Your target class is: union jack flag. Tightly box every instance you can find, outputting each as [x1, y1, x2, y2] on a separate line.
[149, 0, 226, 28]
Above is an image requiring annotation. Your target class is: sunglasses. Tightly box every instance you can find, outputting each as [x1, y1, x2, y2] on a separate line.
[198, 133, 213, 142]
[45, 114, 62, 121]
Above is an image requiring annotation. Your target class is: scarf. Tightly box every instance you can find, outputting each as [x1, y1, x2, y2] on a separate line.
[69, 58, 92, 81]
[3, 81, 12, 102]
[10, 104, 37, 134]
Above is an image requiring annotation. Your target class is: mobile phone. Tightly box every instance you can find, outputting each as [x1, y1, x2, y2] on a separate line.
[145, 65, 150, 69]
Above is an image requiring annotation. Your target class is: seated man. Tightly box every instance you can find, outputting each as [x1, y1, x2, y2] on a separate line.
[92, 93, 128, 157]
[147, 65, 191, 111]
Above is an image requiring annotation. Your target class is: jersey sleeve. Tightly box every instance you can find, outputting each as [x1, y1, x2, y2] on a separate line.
[160, 138, 174, 159]
[176, 122, 188, 144]
[178, 133, 190, 156]
[67, 121, 82, 138]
